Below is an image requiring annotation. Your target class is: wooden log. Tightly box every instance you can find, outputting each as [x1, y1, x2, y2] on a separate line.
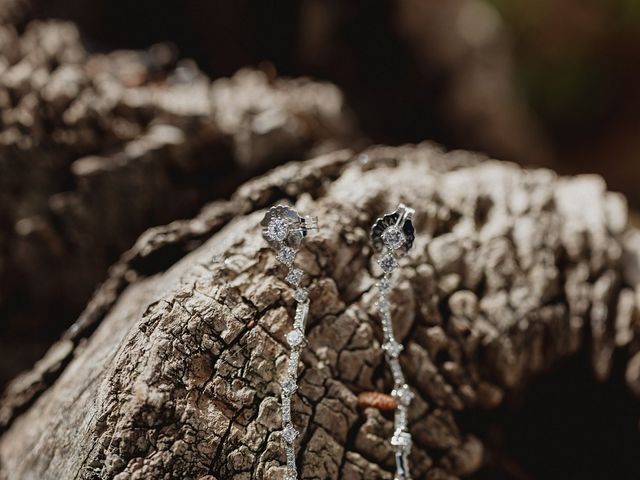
[1, 143, 637, 479]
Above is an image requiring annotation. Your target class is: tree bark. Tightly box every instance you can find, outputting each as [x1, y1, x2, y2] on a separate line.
[0, 19, 358, 385]
[1, 143, 639, 479]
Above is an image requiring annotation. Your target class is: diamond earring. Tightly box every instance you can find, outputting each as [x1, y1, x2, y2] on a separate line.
[261, 204, 318, 480]
[370, 203, 416, 480]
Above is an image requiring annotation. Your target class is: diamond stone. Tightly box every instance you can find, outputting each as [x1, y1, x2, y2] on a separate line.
[392, 384, 415, 406]
[286, 268, 303, 286]
[277, 246, 296, 265]
[382, 226, 405, 250]
[266, 218, 289, 242]
[378, 253, 398, 273]
[281, 378, 297, 396]
[282, 425, 299, 443]
[293, 288, 308, 303]
[286, 329, 303, 347]
[378, 277, 391, 293]
[383, 340, 404, 358]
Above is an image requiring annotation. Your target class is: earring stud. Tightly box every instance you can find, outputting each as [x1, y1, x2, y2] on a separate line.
[262, 204, 318, 250]
[261, 204, 318, 480]
[370, 203, 416, 480]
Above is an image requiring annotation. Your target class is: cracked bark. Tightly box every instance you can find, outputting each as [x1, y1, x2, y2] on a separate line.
[1, 143, 639, 479]
[0, 19, 359, 384]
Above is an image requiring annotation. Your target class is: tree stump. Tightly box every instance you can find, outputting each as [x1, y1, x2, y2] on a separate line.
[1, 143, 639, 479]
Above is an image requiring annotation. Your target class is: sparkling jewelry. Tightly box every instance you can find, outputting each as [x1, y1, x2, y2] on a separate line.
[370, 203, 416, 480]
[261, 204, 318, 480]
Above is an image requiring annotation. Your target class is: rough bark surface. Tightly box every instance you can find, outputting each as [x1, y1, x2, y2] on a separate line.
[0, 0, 556, 390]
[1, 143, 639, 480]
[0, 19, 358, 384]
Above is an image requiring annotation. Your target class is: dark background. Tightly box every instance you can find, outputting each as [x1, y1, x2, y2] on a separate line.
[29, 0, 640, 206]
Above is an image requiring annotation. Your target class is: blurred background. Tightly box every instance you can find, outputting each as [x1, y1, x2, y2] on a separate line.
[0, 1, 639, 477]
[33, 0, 640, 192]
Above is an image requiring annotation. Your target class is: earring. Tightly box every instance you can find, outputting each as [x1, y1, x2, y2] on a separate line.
[370, 203, 416, 480]
[261, 204, 318, 480]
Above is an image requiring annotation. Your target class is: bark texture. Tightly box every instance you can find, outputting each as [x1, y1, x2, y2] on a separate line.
[0, 0, 554, 390]
[0, 18, 358, 384]
[1, 143, 639, 479]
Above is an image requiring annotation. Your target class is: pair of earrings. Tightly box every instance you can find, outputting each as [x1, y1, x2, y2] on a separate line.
[261, 203, 416, 480]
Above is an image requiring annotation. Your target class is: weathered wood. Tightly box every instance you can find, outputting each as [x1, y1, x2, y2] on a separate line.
[0, 0, 555, 390]
[1, 143, 638, 479]
[0, 18, 358, 384]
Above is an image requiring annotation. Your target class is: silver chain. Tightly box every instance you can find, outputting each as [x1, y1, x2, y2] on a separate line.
[278, 247, 309, 480]
[261, 205, 318, 480]
[371, 204, 415, 480]
[376, 272, 414, 480]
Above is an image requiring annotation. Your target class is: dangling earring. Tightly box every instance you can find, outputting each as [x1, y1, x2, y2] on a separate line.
[261, 204, 318, 480]
[370, 203, 416, 480]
